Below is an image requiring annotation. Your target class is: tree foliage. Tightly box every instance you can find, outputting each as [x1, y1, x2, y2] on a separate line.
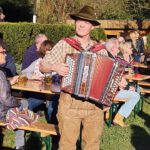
[0, 0, 150, 23]
[125, 0, 150, 20]
[37, 0, 150, 23]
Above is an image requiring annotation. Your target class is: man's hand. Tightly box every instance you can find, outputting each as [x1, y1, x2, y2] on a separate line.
[53, 63, 69, 76]
[118, 76, 128, 90]
[9, 75, 19, 85]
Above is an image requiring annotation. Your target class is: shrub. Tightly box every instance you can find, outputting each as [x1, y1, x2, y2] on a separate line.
[146, 34, 150, 52]
[0, 22, 106, 64]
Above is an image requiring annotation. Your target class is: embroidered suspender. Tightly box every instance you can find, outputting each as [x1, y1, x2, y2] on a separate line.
[63, 37, 106, 52]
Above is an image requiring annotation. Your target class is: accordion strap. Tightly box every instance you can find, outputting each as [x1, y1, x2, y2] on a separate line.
[63, 37, 83, 52]
[90, 43, 106, 52]
[63, 37, 106, 52]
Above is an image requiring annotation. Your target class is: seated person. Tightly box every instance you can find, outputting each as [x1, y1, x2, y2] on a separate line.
[118, 40, 133, 64]
[0, 39, 17, 77]
[0, 42, 29, 150]
[22, 40, 59, 123]
[22, 40, 54, 80]
[106, 38, 140, 127]
[22, 34, 48, 70]
[113, 76, 140, 127]
[129, 30, 145, 63]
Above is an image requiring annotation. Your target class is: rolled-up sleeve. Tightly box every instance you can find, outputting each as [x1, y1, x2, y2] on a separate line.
[42, 40, 71, 64]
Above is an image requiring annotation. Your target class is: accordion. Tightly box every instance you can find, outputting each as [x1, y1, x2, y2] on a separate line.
[61, 52, 126, 106]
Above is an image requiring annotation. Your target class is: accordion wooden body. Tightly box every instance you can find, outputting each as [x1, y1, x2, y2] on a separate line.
[61, 52, 126, 106]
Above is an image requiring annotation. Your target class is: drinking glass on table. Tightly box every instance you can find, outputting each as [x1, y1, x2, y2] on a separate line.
[18, 75, 28, 86]
[44, 74, 52, 85]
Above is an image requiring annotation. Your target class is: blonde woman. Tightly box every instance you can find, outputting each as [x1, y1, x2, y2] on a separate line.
[119, 40, 133, 64]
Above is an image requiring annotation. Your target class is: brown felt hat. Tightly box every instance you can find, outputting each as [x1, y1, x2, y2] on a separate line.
[70, 5, 100, 26]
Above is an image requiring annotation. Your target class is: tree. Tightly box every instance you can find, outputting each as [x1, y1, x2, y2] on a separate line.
[1, 0, 150, 23]
[125, 0, 150, 20]
[36, 0, 131, 23]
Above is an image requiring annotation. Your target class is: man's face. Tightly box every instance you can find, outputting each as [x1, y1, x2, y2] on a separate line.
[135, 31, 140, 39]
[125, 44, 133, 55]
[39, 36, 48, 45]
[0, 13, 5, 20]
[111, 41, 119, 57]
[36, 36, 48, 50]
[129, 32, 136, 40]
[75, 19, 94, 37]
[0, 46, 6, 65]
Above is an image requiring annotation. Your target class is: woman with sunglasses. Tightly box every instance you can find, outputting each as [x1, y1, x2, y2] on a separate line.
[0, 43, 28, 150]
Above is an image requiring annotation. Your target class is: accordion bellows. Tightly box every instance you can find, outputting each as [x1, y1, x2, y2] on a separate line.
[61, 52, 126, 106]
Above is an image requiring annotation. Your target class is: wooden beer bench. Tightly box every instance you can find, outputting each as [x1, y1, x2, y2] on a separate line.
[105, 97, 129, 127]
[0, 122, 59, 150]
[137, 81, 150, 113]
[138, 81, 150, 86]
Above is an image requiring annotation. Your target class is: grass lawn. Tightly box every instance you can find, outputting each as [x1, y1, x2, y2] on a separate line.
[0, 97, 149, 150]
[101, 98, 150, 150]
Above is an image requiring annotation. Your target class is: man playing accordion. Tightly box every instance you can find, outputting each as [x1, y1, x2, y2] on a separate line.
[40, 5, 107, 150]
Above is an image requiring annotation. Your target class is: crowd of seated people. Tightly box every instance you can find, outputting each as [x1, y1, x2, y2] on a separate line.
[105, 38, 140, 127]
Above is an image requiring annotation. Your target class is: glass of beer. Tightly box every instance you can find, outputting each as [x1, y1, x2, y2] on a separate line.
[18, 75, 27, 86]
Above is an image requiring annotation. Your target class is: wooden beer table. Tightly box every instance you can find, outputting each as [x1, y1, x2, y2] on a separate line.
[132, 62, 148, 68]
[11, 79, 54, 94]
[125, 74, 150, 81]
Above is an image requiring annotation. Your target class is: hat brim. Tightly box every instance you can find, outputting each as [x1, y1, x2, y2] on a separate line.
[70, 14, 100, 26]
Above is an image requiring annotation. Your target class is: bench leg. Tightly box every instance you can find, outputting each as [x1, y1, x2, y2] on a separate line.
[29, 132, 52, 150]
[108, 106, 113, 128]
[140, 95, 144, 112]
[41, 136, 52, 150]
[134, 96, 144, 117]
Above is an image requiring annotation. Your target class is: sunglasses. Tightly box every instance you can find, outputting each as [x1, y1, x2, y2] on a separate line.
[0, 51, 6, 55]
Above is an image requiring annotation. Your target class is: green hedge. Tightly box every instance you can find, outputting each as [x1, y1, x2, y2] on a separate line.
[146, 34, 150, 52]
[0, 22, 106, 64]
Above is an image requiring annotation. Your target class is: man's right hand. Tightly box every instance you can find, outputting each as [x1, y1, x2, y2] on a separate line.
[118, 76, 128, 90]
[52, 63, 69, 76]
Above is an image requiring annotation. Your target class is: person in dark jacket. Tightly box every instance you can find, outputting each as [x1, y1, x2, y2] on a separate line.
[0, 39, 17, 77]
[0, 45, 20, 121]
[0, 52, 17, 77]
[22, 34, 47, 70]
[0, 43, 28, 150]
[129, 30, 145, 62]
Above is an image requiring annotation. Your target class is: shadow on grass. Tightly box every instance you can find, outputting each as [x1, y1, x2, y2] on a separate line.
[144, 98, 150, 105]
[0, 147, 14, 150]
[0, 128, 10, 149]
[138, 111, 150, 128]
[0, 128, 4, 146]
[25, 132, 42, 150]
[131, 110, 150, 150]
[131, 125, 150, 150]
